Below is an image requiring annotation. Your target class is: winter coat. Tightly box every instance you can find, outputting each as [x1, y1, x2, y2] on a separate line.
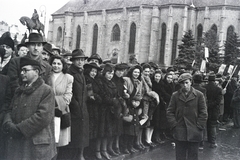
[67, 65, 89, 148]
[231, 87, 240, 109]
[123, 106, 141, 136]
[167, 87, 208, 142]
[162, 78, 175, 105]
[7, 54, 52, 98]
[0, 75, 11, 160]
[123, 77, 142, 99]
[99, 76, 120, 137]
[85, 74, 103, 139]
[50, 72, 73, 147]
[3, 78, 56, 160]
[204, 81, 222, 121]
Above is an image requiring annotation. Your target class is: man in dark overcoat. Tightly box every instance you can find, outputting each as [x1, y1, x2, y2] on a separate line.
[59, 49, 89, 160]
[204, 73, 222, 148]
[7, 33, 52, 97]
[167, 73, 208, 160]
[2, 57, 56, 160]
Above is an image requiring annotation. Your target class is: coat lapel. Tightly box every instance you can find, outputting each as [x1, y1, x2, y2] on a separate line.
[178, 87, 196, 103]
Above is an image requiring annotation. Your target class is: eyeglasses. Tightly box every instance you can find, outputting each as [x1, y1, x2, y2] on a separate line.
[21, 68, 35, 74]
[0, 45, 11, 49]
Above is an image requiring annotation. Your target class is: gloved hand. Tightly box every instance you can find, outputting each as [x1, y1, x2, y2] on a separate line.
[3, 122, 23, 139]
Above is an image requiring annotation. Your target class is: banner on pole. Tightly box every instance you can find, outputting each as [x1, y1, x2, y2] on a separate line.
[218, 64, 226, 74]
[228, 65, 234, 74]
[205, 47, 209, 58]
[200, 60, 206, 72]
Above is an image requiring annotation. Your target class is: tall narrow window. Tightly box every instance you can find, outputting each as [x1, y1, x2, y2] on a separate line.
[227, 26, 234, 41]
[160, 23, 166, 64]
[197, 24, 203, 45]
[92, 24, 98, 55]
[112, 24, 120, 41]
[76, 25, 81, 49]
[211, 24, 217, 34]
[128, 23, 136, 54]
[171, 23, 178, 64]
[57, 27, 62, 42]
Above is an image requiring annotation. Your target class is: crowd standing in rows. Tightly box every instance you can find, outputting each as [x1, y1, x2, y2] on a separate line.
[0, 32, 239, 160]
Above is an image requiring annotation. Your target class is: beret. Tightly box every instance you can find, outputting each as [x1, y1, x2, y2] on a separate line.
[178, 73, 192, 83]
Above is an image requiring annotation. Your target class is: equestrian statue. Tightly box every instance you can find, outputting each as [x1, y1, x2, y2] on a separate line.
[19, 9, 45, 36]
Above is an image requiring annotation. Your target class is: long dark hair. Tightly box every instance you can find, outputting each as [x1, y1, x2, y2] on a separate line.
[126, 65, 142, 81]
[49, 56, 68, 74]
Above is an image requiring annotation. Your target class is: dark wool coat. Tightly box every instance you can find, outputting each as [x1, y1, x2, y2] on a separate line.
[3, 78, 56, 160]
[162, 78, 175, 104]
[123, 106, 141, 136]
[204, 81, 222, 121]
[7, 54, 52, 98]
[85, 74, 103, 139]
[0, 75, 11, 160]
[67, 65, 89, 148]
[167, 87, 208, 142]
[152, 79, 168, 129]
[99, 76, 119, 137]
[231, 87, 240, 109]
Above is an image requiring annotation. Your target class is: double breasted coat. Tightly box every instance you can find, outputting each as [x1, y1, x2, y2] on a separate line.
[3, 78, 56, 160]
[50, 72, 73, 147]
[67, 65, 89, 148]
[167, 87, 208, 142]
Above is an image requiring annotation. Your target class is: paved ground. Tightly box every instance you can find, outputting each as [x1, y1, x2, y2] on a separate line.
[85, 120, 240, 160]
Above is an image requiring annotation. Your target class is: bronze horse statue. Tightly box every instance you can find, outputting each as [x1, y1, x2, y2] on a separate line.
[19, 16, 45, 36]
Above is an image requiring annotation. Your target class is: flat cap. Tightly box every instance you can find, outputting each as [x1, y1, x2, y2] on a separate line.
[178, 73, 192, 83]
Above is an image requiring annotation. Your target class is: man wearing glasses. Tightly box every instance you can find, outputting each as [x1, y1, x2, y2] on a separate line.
[7, 33, 52, 97]
[2, 57, 56, 160]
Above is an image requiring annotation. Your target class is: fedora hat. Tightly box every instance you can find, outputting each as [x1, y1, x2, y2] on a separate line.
[51, 43, 61, 54]
[87, 54, 102, 64]
[25, 33, 46, 45]
[43, 43, 53, 55]
[70, 49, 88, 61]
[84, 62, 102, 71]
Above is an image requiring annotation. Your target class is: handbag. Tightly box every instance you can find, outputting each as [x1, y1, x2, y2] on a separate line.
[60, 112, 71, 129]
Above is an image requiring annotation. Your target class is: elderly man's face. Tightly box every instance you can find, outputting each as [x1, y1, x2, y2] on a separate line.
[20, 65, 38, 84]
[28, 43, 43, 57]
[180, 79, 192, 92]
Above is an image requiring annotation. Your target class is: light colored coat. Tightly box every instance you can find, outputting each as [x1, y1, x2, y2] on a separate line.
[167, 87, 208, 142]
[51, 72, 73, 147]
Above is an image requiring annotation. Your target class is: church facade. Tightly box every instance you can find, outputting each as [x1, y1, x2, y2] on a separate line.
[47, 0, 240, 67]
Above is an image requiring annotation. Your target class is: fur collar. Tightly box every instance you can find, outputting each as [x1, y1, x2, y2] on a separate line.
[15, 78, 44, 95]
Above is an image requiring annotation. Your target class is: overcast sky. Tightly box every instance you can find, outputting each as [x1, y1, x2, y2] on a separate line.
[0, 0, 70, 33]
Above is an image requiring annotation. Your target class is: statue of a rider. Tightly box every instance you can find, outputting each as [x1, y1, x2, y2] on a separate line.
[31, 9, 40, 28]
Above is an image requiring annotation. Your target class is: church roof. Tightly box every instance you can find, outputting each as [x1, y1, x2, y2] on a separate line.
[52, 0, 240, 15]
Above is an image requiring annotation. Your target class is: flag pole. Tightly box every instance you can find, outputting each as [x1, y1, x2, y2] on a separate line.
[224, 65, 238, 89]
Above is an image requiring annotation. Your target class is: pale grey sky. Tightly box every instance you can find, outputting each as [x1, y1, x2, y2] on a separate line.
[0, 0, 70, 34]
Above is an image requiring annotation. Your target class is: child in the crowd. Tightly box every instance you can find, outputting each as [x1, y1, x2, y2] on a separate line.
[122, 95, 143, 154]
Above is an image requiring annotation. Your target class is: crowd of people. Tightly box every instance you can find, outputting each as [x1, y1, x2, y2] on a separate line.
[0, 32, 239, 160]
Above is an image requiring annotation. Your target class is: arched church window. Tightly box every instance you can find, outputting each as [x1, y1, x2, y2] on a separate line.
[160, 23, 167, 64]
[92, 24, 98, 55]
[128, 23, 136, 54]
[171, 23, 178, 64]
[211, 24, 217, 34]
[226, 25, 234, 41]
[76, 25, 81, 49]
[57, 27, 62, 42]
[197, 24, 203, 45]
[112, 24, 120, 41]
